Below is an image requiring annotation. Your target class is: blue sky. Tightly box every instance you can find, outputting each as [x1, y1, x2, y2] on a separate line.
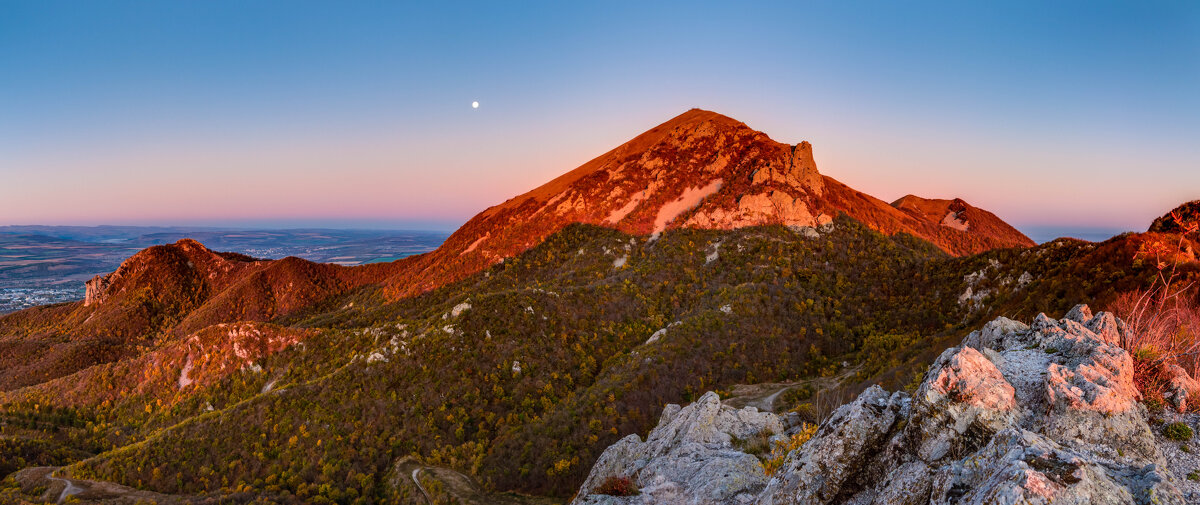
[1, 1, 1197, 236]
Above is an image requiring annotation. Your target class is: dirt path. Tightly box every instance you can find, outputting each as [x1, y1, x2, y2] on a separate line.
[722, 366, 861, 413]
[11, 466, 183, 504]
[44, 470, 83, 504]
[391, 458, 559, 505]
[411, 468, 433, 504]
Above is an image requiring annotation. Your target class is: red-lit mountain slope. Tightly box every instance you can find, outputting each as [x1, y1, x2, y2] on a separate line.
[384, 108, 1033, 297]
[0, 108, 1036, 389]
[0, 239, 386, 390]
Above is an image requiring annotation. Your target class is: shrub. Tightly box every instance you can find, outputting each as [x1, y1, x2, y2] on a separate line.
[1164, 422, 1193, 441]
[595, 476, 638, 496]
[733, 429, 775, 458]
[762, 424, 818, 476]
[1109, 212, 1200, 400]
[1131, 347, 1171, 403]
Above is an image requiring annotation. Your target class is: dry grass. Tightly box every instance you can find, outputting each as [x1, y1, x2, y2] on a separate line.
[1109, 213, 1200, 400]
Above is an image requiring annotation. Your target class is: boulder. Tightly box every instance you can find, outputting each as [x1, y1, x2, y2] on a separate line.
[757, 386, 908, 504]
[573, 391, 783, 505]
[1163, 364, 1200, 412]
[929, 429, 1136, 505]
[907, 345, 1017, 462]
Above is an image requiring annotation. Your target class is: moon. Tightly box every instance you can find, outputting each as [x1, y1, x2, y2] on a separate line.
[471, 101, 479, 109]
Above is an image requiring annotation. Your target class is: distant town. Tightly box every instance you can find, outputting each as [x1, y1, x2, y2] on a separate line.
[0, 287, 83, 313]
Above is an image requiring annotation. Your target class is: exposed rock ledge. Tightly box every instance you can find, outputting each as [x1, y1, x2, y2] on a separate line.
[573, 305, 1195, 505]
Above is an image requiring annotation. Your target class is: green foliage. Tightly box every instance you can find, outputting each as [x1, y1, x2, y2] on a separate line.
[1164, 422, 1194, 441]
[732, 429, 775, 458]
[3, 215, 1193, 501]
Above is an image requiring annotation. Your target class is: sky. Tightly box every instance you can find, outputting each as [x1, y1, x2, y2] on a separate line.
[1, 1, 1197, 236]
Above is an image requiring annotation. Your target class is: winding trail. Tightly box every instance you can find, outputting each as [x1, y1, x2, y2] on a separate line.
[45, 470, 84, 504]
[11, 466, 181, 504]
[411, 468, 433, 505]
[760, 386, 789, 411]
[391, 458, 554, 505]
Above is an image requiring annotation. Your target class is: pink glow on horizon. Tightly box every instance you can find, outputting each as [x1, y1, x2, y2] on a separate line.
[2, 3, 1196, 233]
[2, 107, 1192, 233]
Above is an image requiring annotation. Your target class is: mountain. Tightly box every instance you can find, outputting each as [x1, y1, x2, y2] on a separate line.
[0, 109, 1034, 392]
[0, 239, 388, 390]
[3, 109, 1173, 504]
[383, 109, 1033, 297]
[0, 227, 447, 312]
[2, 216, 1191, 503]
[890, 195, 1034, 251]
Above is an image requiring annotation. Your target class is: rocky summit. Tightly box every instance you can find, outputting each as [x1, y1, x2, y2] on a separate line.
[572, 305, 1198, 505]
[384, 109, 1033, 297]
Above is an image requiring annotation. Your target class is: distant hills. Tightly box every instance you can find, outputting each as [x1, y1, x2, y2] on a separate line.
[0, 227, 447, 313]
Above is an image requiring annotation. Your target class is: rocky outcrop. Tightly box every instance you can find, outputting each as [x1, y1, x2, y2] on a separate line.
[574, 391, 787, 505]
[83, 274, 110, 306]
[758, 386, 909, 504]
[1164, 364, 1200, 412]
[573, 305, 1190, 504]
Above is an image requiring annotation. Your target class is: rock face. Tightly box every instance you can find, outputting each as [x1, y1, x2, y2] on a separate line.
[575, 391, 786, 505]
[573, 305, 1189, 505]
[83, 274, 110, 306]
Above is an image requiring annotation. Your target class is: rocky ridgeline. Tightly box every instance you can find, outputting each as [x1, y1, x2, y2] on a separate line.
[573, 305, 1200, 505]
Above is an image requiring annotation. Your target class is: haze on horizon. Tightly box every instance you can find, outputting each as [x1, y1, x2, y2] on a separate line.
[1, 1, 1197, 237]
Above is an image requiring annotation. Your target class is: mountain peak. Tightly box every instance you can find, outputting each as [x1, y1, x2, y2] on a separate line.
[653, 108, 763, 139]
[83, 238, 251, 307]
[668, 107, 744, 125]
[882, 194, 1033, 249]
[514, 107, 826, 230]
[384, 110, 1033, 297]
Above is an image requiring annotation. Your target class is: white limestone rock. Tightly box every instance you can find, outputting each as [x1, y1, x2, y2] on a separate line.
[575, 305, 1189, 504]
[573, 392, 782, 505]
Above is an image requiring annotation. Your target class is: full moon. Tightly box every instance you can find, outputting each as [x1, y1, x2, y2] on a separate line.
[471, 101, 479, 109]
